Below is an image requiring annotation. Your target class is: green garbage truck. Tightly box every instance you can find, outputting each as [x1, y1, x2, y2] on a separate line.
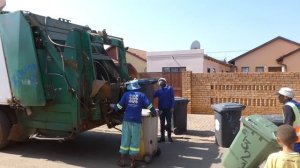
[0, 10, 129, 149]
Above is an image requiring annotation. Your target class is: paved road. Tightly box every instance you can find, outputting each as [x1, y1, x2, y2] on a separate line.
[0, 115, 228, 168]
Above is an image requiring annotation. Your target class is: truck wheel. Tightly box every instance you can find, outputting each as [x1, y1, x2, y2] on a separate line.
[0, 111, 11, 149]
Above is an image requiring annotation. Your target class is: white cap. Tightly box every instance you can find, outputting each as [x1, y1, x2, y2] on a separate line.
[278, 87, 294, 98]
[126, 79, 141, 90]
[158, 78, 167, 83]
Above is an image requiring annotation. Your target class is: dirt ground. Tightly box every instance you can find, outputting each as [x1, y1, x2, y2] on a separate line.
[0, 114, 267, 168]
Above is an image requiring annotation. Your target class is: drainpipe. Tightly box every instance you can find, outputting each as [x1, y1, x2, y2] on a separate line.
[277, 60, 287, 72]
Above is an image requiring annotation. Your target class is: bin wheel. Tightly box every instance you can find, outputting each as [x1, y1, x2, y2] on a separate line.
[0, 111, 11, 149]
[143, 154, 152, 163]
[155, 147, 161, 157]
[173, 128, 180, 135]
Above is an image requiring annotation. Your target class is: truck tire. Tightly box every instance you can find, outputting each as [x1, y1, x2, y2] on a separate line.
[0, 111, 11, 149]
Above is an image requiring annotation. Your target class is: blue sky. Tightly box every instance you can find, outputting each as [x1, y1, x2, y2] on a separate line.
[4, 0, 300, 60]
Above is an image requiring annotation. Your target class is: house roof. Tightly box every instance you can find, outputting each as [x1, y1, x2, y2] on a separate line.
[276, 48, 300, 62]
[126, 48, 147, 62]
[229, 36, 300, 64]
[105, 47, 147, 62]
[204, 54, 232, 67]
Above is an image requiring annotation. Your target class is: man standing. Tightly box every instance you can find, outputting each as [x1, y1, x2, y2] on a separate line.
[114, 79, 157, 167]
[277, 87, 300, 153]
[154, 78, 175, 143]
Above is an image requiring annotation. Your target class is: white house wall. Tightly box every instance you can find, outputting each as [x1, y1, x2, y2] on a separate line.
[147, 49, 204, 72]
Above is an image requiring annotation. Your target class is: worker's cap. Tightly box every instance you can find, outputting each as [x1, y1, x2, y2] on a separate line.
[126, 79, 141, 90]
[277, 87, 294, 98]
[158, 78, 167, 83]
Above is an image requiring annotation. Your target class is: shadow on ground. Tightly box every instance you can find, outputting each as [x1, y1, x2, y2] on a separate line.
[2, 129, 222, 168]
[3, 131, 122, 168]
[147, 139, 222, 168]
[185, 130, 215, 137]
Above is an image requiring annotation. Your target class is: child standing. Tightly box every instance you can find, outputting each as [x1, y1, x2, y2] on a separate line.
[264, 124, 300, 168]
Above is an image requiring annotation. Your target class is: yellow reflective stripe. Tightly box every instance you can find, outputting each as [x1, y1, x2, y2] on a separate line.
[117, 104, 123, 109]
[120, 146, 129, 151]
[285, 102, 300, 142]
[285, 102, 300, 125]
[147, 104, 153, 109]
[129, 147, 140, 152]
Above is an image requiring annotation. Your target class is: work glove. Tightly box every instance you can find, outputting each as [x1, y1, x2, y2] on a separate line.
[150, 108, 158, 117]
[150, 112, 157, 117]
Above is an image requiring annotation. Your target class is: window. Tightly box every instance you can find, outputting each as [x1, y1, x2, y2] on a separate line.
[255, 67, 264, 73]
[268, 67, 282, 72]
[162, 67, 186, 72]
[241, 67, 249, 73]
[162, 67, 170, 72]
[207, 68, 211, 73]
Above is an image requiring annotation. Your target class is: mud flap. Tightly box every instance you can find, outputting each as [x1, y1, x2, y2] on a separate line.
[8, 124, 29, 141]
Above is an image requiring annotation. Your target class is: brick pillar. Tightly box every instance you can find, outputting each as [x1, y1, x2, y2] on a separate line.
[182, 71, 192, 113]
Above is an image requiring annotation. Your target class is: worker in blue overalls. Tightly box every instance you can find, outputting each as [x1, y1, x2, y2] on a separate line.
[113, 79, 157, 168]
[154, 78, 175, 143]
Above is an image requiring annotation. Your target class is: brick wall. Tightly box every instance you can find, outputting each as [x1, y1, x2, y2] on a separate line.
[182, 71, 300, 115]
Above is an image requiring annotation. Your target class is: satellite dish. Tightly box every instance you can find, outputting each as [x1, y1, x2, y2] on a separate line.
[190, 40, 201, 49]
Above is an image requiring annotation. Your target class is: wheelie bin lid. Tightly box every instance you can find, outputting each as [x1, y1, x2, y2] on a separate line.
[137, 78, 158, 85]
[175, 97, 190, 102]
[261, 114, 284, 126]
[142, 109, 152, 117]
[241, 115, 279, 144]
[211, 102, 245, 113]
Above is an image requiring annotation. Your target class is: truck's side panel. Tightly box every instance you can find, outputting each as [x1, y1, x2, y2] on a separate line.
[0, 37, 12, 104]
[0, 11, 45, 106]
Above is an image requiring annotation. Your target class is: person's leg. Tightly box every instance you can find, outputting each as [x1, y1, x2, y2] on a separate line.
[159, 110, 166, 142]
[165, 109, 173, 142]
[119, 121, 131, 167]
[129, 122, 141, 168]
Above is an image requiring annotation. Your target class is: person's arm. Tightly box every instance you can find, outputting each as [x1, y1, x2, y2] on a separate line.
[114, 94, 126, 112]
[143, 94, 157, 116]
[283, 105, 295, 126]
[170, 87, 175, 109]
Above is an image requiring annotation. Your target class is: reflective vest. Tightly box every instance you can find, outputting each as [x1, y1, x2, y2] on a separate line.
[285, 102, 300, 143]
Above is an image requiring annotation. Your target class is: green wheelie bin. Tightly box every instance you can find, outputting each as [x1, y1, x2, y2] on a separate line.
[222, 115, 281, 168]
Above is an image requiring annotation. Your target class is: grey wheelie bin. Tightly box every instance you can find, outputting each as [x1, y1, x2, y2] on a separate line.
[261, 114, 284, 126]
[211, 102, 245, 148]
[222, 115, 281, 168]
[173, 97, 189, 135]
[137, 78, 158, 103]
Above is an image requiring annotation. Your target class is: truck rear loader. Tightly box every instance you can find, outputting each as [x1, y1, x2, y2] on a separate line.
[0, 10, 129, 149]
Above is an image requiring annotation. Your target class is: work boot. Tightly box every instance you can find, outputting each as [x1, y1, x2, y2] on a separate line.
[118, 155, 125, 167]
[130, 156, 136, 168]
[158, 137, 165, 143]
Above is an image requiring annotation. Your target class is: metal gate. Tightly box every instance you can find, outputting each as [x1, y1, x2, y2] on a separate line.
[139, 72, 182, 97]
[162, 72, 182, 97]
